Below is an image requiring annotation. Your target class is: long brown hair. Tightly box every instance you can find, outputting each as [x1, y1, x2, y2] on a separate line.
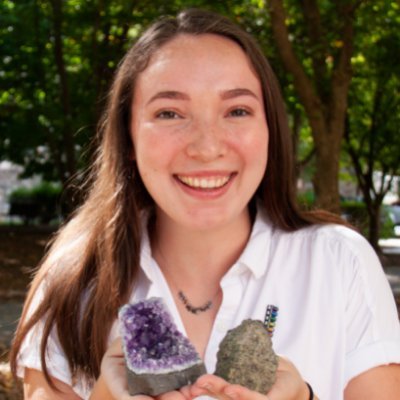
[10, 8, 343, 388]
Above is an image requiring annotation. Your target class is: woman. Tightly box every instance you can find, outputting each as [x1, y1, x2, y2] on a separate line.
[10, 8, 400, 400]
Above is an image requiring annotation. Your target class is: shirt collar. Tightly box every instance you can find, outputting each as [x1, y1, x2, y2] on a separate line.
[139, 213, 158, 283]
[236, 205, 274, 279]
[139, 205, 274, 282]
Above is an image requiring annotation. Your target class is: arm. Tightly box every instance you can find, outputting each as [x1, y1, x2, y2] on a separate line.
[89, 374, 115, 400]
[24, 368, 82, 400]
[344, 364, 400, 399]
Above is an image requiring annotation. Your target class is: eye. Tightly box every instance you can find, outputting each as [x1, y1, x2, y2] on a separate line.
[156, 110, 181, 119]
[227, 107, 252, 117]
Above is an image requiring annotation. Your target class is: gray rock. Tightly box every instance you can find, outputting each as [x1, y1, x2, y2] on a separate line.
[127, 363, 206, 396]
[215, 319, 278, 393]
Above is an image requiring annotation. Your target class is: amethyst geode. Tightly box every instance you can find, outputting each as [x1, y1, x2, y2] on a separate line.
[119, 298, 206, 396]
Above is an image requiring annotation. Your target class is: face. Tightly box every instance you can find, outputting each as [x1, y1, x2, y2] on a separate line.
[130, 34, 268, 232]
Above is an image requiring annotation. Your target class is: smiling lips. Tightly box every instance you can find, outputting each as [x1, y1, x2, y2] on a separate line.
[176, 174, 233, 190]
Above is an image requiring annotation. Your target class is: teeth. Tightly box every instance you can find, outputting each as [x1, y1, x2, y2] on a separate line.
[178, 175, 230, 189]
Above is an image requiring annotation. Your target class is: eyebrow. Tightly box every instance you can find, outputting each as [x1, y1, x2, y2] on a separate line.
[147, 91, 190, 105]
[220, 88, 260, 101]
[146, 87, 259, 105]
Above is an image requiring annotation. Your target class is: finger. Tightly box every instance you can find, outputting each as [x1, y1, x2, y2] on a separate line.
[104, 361, 127, 400]
[106, 337, 124, 357]
[191, 375, 231, 399]
[122, 395, 154, 400]
[157, 390, 188, 400]
[222, 384, 269, 400]
[275, 355, 294, 371]
[179, 385, 193, 400]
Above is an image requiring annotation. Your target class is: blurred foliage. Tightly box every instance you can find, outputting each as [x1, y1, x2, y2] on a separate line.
[0, 0, 262, 184]
[9, 181, 62, 224]
[344, 0, 400, 248]
[341, 200, 396, 240]
[341, 200, 369, 236]
[298, 194, 396, 240]
[0, 0, 399, 240]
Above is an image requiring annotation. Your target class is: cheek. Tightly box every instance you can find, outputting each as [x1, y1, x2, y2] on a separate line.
[233, 127, 269, 166]
[135, 146, 161, 181]
[242, 130, 269, 184]
[133, 130, 181, 183]
[132, 122, 160, 163]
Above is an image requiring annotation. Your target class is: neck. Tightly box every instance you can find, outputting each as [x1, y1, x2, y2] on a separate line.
[151, 209, 252, 282]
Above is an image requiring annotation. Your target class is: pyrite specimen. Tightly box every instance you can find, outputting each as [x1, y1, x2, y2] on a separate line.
[215, 319, 278, 393]
[119, 298, 206, 396]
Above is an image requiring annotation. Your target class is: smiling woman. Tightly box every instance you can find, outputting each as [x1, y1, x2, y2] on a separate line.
[131, 33, 268, 232]
[9, 8, 400, 400]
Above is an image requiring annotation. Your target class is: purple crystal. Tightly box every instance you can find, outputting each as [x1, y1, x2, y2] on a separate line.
[119, 298, 203, 374]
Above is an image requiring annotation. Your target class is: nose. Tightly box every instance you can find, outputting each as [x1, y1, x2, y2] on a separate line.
[185, 120, 228, 161]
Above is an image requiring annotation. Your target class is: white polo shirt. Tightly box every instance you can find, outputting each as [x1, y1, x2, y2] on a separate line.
[18, 207, 400, 399]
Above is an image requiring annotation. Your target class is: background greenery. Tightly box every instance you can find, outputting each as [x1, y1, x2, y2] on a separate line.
[1, 0, 399, 250]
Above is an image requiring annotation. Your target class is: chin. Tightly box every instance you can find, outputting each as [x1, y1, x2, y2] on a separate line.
[180, 208, 242, 232]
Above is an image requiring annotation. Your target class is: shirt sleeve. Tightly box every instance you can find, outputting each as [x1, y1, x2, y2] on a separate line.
[343, 231, 400, 385]
[16, 283, 88, 399]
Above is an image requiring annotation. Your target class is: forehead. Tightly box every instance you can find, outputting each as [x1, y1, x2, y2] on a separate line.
[149, 33, 248, 63]
[134, 33, 262, 97]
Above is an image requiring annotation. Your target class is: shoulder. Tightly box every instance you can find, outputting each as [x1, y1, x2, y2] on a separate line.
[309, 223, 371, 251]
[276, 221, 377, 265]
[254, 206, 375, 262]
[264, 216, 385, 290]
[280, 223, 391, 308]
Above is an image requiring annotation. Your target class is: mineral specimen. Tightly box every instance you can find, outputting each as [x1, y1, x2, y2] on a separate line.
[119, 298, 206, 396]
[215, 319, 278, 393]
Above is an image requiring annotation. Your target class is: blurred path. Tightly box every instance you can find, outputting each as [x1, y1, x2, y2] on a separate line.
[0, 301, 22, 357]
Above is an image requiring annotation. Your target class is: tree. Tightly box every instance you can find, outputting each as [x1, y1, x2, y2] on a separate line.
[344, 1, 400, 250]
[266, 0, 360, 213]
[0, 0, 242, 211]
[1, 0, 398, 220]
[0, 0, 93, 186]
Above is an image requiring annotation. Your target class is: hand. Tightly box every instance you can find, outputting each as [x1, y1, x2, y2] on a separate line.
[188, 356, 309, 400]
[264, 356, 310, 400]
[97, 338, 191, 400]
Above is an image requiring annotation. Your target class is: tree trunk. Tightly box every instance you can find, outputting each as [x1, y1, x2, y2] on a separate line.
[33, 0, 65, 184]
[367, 203, 381, 252]
[50, 0, 79, 213]
[267, 0, 356, 213]
[50, 0, 76, 183]
[313, 133, 342, 213]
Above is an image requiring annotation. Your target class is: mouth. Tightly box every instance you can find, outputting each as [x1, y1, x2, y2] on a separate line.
[175, 174, 234, 190]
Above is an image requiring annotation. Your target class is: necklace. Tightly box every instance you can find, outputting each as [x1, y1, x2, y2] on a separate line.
[154, 241, 220, 315]
[178, 290, 213, 314]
